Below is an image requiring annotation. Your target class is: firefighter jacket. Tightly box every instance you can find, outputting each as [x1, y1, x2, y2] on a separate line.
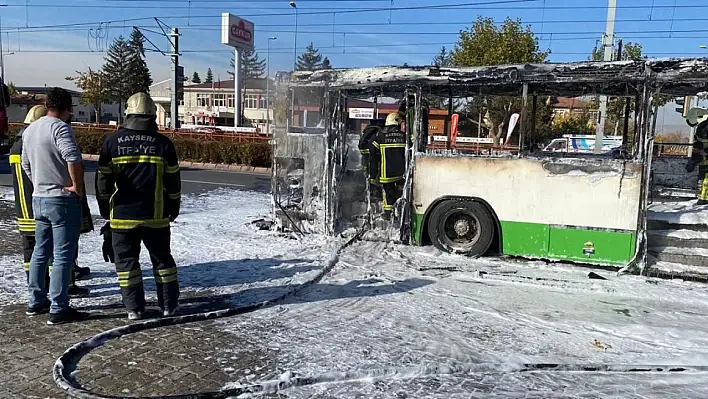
[10, 128, 93, 236]
[96, 123, 181, 231]
[371, 126, 408, 184]
[358, 125, 382, 183]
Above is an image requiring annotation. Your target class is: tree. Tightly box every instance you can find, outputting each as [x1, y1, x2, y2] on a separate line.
[66, 68, 109, 123]
[205, 68, 214, 84]
[451, 16, 550, 142]
[296, 42, 323, 71]
[321, 57, 332, 69]
[126, 28, 153, 95]
[191, 72, 201, 83]
[7, 81, 16, 96]
[102, 36, 132, 121]
[228, 48, 266, 79]
[432, 46, 453, 67]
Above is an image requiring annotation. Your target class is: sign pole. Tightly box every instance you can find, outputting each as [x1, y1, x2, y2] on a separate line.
[222, 12, 254, 130]
[234, 48, 241, 128]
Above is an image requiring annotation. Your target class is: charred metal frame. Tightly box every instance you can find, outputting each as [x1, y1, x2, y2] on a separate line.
[274, 59, 708, 265]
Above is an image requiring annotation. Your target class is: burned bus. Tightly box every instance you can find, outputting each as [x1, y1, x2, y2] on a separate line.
[271, 59, 708, 269]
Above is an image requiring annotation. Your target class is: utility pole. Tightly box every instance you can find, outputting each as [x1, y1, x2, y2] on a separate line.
[594, 0, 617, 154]
[170, 28, 180, 130]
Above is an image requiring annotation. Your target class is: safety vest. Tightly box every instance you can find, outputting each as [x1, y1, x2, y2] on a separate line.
[96, 127, 181, 230]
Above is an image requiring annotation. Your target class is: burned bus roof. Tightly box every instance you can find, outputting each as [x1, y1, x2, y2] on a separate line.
[288, 58, 708, 97]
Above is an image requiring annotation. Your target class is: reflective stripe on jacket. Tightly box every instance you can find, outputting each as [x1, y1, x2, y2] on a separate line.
[372, 126, 407, 184]
[11, 129, 93, 235]
[96, 127, 181, 231]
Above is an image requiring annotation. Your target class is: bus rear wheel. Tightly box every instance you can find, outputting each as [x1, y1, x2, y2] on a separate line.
[427, 200, 495, 257]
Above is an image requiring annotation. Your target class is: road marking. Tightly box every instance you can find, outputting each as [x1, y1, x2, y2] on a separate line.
[181, 179, 246, 187]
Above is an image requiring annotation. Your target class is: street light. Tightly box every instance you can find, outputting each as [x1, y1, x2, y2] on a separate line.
[266, 36, 277, 135]
[700, 45, 708, 49]
[290, 1, 298, 70]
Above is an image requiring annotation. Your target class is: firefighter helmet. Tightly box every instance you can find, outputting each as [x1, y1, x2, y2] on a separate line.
[24, 105, 47, 124]
[686, 107, 708, 127]
[385, 111, 404, 127]
[125, 92, 157, 117]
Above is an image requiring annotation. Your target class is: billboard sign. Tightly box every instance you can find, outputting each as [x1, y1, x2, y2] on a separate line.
[221, 13, 254, 51]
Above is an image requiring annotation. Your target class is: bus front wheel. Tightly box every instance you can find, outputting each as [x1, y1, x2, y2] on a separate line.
[427, 200, 495, 257]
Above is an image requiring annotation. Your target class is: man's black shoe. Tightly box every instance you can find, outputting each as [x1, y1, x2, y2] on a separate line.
[68, 285, 90, 298]
[74, 266, 91, 280]
[47, 308, 90, 325]
[25, 300, 51, 316]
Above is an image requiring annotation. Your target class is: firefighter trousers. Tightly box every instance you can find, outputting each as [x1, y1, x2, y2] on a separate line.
[698, 165, 708, 203]
[112, 227, 179, 312]
[382, 180, 404, 214]
[21, 235, 77, 286]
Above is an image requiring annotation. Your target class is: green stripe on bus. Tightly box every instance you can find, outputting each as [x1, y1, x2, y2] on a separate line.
[415, 215, 634, 267]
[412, 213, 425, 245]
[501, 221, 635, 266]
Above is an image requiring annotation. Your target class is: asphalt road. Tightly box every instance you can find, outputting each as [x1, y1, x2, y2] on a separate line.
[0, 156, 271, 195]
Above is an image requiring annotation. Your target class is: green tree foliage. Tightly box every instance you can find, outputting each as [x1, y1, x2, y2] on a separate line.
[551, 112, 595, 136]
[126, 28, 153, 95]
[450, 16, 552, 143]
[296, 43, 324, 71]
[7, 81, 16, 96]
[102, 36, 132, 120]
[191, 72, 201, 83]
[432, 46, 453, 67]
[205, 68, 214, 84]
[229, 49, 266, 79]
[321, 57, 332, 69]
[66, 68, 109, 123]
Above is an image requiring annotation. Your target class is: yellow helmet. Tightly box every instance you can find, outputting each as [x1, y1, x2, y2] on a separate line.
[686, 107, 708, 127]
[385, 111, 404, 127]
[125, 92, 157, 117]
[24, 105, 48, 124]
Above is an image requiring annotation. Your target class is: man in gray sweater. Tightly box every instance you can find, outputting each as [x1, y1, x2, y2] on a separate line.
[21, 87, 90, 324]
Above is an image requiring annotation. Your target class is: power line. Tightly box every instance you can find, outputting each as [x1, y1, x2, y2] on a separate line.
[4, 0, 535, 12]
[5, 49, 708, 56]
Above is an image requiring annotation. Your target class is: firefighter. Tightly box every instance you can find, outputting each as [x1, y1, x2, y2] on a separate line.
[358, 121, 384, 213]
[371, 111, 408, 219]
[96, 92, 181, 320]
[9, 105, 91, 297]
[685, 107, 708, 204]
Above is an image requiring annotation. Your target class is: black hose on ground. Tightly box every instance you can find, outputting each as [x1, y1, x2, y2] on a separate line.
[53, 229, 366, 399]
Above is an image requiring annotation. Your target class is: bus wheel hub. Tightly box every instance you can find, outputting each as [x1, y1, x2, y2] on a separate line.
[454, 219, 470, 236]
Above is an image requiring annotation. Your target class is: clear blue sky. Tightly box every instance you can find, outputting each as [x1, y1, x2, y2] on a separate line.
[0, 0, 705, 132]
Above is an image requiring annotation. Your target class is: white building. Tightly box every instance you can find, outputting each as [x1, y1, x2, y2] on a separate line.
[13, 86, 119, 123]
[149, 78, 274, 132]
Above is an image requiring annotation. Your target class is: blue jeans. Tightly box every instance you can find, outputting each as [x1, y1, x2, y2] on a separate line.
[28, 196, 81, 314]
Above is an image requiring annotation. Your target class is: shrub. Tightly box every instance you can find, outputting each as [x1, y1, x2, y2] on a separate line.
[72, 131, 271, 168]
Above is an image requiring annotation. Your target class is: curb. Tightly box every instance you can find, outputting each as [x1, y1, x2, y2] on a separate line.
[81, 154, 271, 174]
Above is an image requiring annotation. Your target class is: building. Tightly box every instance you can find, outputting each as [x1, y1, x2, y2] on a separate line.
[12, 86, 120, 123]
[550, 96, 599, 121]
[149, 78, 274, 131]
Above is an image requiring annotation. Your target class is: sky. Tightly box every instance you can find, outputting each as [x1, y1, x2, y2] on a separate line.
[1, 0, 707, 132]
